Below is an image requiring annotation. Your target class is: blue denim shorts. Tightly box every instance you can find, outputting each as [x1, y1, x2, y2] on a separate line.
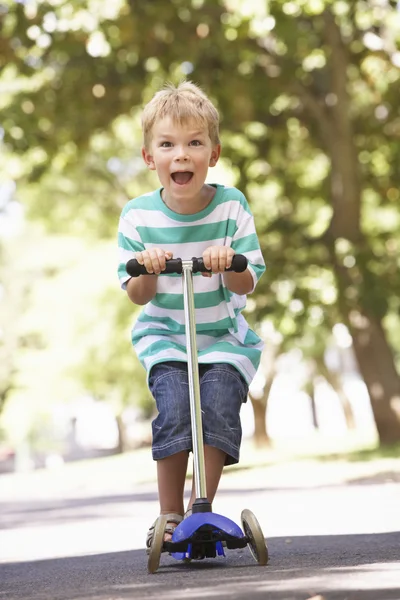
[148, 361, 249, 465]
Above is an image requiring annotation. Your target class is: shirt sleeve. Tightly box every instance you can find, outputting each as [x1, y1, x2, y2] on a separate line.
[231, 197, 265, 293]
[117, 212, 145, 290]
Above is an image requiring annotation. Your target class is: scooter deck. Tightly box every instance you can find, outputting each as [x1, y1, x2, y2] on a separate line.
[164, 512, 248, 560]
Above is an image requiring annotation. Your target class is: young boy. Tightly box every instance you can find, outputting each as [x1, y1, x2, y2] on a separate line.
[117, 81, 265, 549]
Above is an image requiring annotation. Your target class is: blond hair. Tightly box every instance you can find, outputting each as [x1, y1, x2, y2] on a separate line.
[142, 81, 220, 149]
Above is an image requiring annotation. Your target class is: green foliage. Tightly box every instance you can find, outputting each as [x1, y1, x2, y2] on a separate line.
[1, 0, 400, 444]
[73, 287, 154, 418]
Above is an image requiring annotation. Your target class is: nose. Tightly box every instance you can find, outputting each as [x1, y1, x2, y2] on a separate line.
[174, 146, 188, 161]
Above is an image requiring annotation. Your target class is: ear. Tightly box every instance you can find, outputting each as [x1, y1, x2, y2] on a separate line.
[209, 144, 221, 167]
[142, 146, 156, 170]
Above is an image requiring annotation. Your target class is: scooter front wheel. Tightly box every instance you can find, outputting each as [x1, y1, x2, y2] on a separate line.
[241, 509, 268, 566]
[148, 515, 168, 574]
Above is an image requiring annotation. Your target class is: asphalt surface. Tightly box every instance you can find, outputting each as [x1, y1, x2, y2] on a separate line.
[1, 459, 400, 600]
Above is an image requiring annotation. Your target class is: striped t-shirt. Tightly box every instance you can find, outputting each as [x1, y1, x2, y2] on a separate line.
[117, 184, 266, 384]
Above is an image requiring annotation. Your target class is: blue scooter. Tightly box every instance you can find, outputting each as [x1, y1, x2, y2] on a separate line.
[126, 255, 268, 573]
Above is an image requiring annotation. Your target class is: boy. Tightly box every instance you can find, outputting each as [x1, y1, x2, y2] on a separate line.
[117, 81, 265, 550]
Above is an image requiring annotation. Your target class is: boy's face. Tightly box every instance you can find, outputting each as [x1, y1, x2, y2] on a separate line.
[142, 116, 221, 209]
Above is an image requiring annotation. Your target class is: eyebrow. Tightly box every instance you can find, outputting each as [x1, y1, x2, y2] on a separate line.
[156, 130, 206, 138]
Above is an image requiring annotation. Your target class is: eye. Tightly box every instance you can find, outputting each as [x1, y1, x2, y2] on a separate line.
[160, 141, 172, 148]
[190, 139, 202, 146]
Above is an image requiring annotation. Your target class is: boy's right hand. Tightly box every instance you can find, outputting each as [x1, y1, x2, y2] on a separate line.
[135, 249, 173, 275]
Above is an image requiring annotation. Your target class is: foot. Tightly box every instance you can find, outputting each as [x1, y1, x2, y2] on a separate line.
[146, 513, 183, 553]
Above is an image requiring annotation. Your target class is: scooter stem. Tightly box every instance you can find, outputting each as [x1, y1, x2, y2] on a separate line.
[182, 261, 207, 501]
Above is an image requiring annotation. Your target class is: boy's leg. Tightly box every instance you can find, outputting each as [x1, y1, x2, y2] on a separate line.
[186, 445, 226, 511]
[150, 451, 189, 545]
[148, 362, 192, 543]
[149, 361, 192, 515]
[184, 363, 248, 514]
[157, 450, 189, 516]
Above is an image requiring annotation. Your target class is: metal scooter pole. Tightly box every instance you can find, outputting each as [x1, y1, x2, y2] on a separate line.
[182, 260, 210, 509]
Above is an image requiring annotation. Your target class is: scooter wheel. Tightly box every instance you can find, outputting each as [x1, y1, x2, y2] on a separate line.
[241, 509, 268, 566]
[148, 514, 168, 574]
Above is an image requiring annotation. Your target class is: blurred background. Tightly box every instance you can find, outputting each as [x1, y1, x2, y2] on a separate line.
[1, 0, 400, 475]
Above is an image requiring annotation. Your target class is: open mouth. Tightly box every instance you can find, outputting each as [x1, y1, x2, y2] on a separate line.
[171, 171, 193, 185]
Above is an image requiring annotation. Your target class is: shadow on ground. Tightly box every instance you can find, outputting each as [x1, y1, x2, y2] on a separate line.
[0, 532, 399, 600]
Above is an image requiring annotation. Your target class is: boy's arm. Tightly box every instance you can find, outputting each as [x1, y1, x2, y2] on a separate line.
[126, 275, 158, 305]
[118, 209, 171, 305]
[202, 193, 265, 296]
[223, 269, 254, 295]
[229, 199, 265, 294]
[202, 245, 255, 295]
[125, 248, 173, 305]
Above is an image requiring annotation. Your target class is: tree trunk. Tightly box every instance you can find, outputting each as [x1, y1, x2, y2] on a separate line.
[349, 313, 400, 443]
[305, 379, 319, 430]
[248, 344, 280, 447]
[249, 392, 270, 447]
[115, 414, 126, 454]
[328, 251, 400, 442]
[304, 9, 400, 445]
[314, 356, 356, 430]
[336, 387, 356, 430]
[327, 234, 400, 442]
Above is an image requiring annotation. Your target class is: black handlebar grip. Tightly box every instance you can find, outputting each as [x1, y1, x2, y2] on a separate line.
[125, 254, 248, 277]
[192, 254, 248, 273]
[231, 254, 248, 272]
[126, 258, 183, 277]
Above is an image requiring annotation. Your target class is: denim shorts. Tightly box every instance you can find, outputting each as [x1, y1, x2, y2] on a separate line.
[148, 361, 249, 465]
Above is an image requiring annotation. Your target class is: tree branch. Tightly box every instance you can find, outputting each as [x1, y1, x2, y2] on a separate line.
[321, 9, 362, 241]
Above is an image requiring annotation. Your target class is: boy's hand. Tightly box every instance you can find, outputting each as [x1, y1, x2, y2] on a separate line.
[202, 246, 235, 277]
[135, 249, 173, 275]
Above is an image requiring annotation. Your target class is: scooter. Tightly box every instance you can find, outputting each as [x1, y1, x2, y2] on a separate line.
[126, 255, 268, 573]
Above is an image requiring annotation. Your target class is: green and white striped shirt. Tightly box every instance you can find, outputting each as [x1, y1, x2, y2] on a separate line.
[118, 184, 265, 384]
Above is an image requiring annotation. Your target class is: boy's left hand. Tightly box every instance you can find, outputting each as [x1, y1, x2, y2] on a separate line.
[202, 246, 235, 277]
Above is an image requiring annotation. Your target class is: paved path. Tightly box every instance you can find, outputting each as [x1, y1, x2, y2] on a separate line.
[0, 457, 399, 599]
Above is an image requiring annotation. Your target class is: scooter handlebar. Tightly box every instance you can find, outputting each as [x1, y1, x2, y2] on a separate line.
[126, 254, 248, 278]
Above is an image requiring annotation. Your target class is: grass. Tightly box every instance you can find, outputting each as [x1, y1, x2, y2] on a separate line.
[1, 431, 399, 499]
[218, 432, 400, 488]
[314, 440, 400, 463]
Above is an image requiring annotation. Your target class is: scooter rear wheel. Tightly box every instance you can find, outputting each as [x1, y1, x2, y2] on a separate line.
[148, 515, 168, 574]
[241, 509, 268, 566]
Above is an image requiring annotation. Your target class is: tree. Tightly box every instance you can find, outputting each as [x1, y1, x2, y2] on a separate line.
[1, 0, 400, 443]
[248, 335, 281, 447]
[262, 3, 400, 443]
[74, 287, 154, 450]
[0, 180, 26, 420]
